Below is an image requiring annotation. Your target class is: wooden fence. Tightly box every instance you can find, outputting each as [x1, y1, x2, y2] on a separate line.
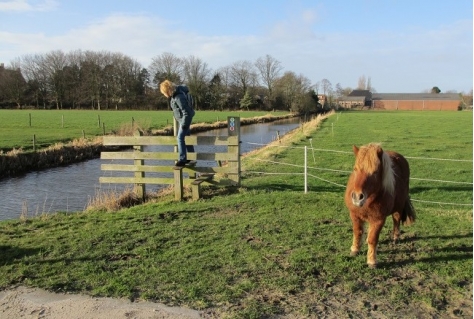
[99, 117, 241, 201]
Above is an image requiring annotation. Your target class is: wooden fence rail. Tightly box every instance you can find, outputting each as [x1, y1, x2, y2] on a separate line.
[99, 117, 241, 201]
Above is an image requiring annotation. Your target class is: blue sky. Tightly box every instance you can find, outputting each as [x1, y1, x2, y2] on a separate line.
[0, 0, 472, 93]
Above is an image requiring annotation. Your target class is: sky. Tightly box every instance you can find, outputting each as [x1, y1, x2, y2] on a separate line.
[0, 0, 472, 93]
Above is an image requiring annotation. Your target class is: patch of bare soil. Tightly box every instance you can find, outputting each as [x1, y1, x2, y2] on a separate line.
[289, 274, 473, 319]
[0, 286, 201, 319]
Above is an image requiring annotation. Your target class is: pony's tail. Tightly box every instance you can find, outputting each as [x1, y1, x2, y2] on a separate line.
[402, 197, 416, 226]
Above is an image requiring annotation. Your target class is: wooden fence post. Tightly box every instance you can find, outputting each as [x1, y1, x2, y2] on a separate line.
[227, 116, 241, 186]
[133, 130, 146, 201]
[174, 168, 183, 201]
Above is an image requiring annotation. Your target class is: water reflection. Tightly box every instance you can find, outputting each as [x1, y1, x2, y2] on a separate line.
[0, 118, 301, 220]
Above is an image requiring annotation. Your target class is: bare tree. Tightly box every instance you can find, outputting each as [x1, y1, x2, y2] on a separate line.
[21, 53, 49, 108]
[230, 60, 258, 94]
[182, 55, 211, 109]
[366, 76, 372, 91]
[0, 60, 26, 108]
[255, 54, 282, 99]
[62, 50, 83, 109]
[321, 78, 332, 96]
[335, 83, 352, 98]
[148, 52, 182, 86]
[43, 50, 69, 109]
[313, 81, 320, 94]
[357, 75, 366, 90]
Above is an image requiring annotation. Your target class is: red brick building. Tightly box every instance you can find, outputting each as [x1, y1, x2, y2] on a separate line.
[372, 93, 461, 111]
[338, 90, 461, 111]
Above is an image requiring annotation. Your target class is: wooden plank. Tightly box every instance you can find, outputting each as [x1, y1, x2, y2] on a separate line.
[101, 152, 177, 160]
[102, 135, 239, 147]
[99, 176, 176, 185]
[101, 152, 238, 161]
[102, 135, 177, 146]
[101, 164, 173, 173]
[102, 136, 240, 147]
[100, 164, 238, 175]
[185, 166, 238, 175]
[186, 136, 239, 146]
[194, 153, 239, 161]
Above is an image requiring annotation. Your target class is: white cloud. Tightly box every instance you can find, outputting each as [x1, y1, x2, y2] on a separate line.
[0, 0, 58, 12]
[266, 9, 320, 41]
[0, 9, 471, 93]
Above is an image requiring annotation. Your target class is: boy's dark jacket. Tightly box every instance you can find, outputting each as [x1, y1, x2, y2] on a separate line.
[171, 85, 195, 128]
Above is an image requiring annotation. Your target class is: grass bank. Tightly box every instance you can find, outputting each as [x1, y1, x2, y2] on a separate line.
[0, 111, 472, 318]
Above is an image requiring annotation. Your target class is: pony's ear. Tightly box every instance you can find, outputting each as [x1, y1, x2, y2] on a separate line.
[352, 145, 359, 156]
[376, 146, 384, 159]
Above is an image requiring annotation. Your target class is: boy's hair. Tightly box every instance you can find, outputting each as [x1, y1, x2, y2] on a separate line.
[160, 80, 176, 98]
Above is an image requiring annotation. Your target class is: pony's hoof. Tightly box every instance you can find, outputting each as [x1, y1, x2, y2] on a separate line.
[368, 263, 377, 269]
[350, 251, 359, 257]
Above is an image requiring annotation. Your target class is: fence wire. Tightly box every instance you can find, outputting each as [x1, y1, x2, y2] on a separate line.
[242, 142, 473, 207]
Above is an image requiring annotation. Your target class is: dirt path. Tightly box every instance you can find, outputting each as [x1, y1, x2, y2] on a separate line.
[0, 286, 201, 319]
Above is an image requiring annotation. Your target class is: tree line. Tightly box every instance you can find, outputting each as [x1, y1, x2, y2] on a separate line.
[2, 50, 471, 112]
[0, 50, 349, 113]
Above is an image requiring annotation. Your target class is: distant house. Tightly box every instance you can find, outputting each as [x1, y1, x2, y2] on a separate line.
[338, 90, 461, 111]
[338, 96, 366, 108]
[317, 94, 327, 105]
[372, 93, 461, 111]
[337, 90, 372, 108]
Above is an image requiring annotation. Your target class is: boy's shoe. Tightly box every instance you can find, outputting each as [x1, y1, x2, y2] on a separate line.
[175, 160, 187, 167]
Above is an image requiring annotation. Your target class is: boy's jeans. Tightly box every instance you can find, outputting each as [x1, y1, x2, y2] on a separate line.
[177, 122, 194, 162]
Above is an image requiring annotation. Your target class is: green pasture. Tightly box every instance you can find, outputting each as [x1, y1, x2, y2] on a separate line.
[0, 111, 472, 318]
[243, 110, 473, 208]
[0, 109, 287, 152]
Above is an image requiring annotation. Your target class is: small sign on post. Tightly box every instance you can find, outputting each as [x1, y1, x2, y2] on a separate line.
[227, 116, 240, 136]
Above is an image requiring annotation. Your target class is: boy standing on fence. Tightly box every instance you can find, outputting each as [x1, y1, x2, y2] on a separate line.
[159, 80, 195, 167]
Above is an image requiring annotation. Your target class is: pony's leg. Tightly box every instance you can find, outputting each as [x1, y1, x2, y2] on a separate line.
[366, 221, 385, 268]
[391, 212, 401, 243]
[350, 214, 364, 256]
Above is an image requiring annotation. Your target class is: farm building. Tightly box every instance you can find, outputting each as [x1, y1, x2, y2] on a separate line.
[337, 96, 366, 108]
[338, 90, 461, 111]
[372, 93, 461, 110]
[337, 89, 372, 108]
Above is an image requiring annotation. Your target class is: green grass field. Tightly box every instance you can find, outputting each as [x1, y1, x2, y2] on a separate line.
[0, 110, 472, 318]
[0, 109, 288, 152]
[243, 111, 472, 208]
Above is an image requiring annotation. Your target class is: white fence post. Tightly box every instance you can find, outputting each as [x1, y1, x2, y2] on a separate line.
[304, 146, 308, 194]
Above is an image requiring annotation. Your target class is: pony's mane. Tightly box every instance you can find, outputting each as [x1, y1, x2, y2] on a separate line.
[355, 143, 395, 195]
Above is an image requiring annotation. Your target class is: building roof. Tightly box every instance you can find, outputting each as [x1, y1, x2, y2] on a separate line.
[348, 90, 372, 99]
[372, 93, 460, 101]
[338, 96, 366, 101]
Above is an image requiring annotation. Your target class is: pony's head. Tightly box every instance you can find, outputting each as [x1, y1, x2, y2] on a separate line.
[349, 143, 395, 207]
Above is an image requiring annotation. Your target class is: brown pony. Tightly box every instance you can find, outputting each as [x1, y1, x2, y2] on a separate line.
[344, 143, 416, 268]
